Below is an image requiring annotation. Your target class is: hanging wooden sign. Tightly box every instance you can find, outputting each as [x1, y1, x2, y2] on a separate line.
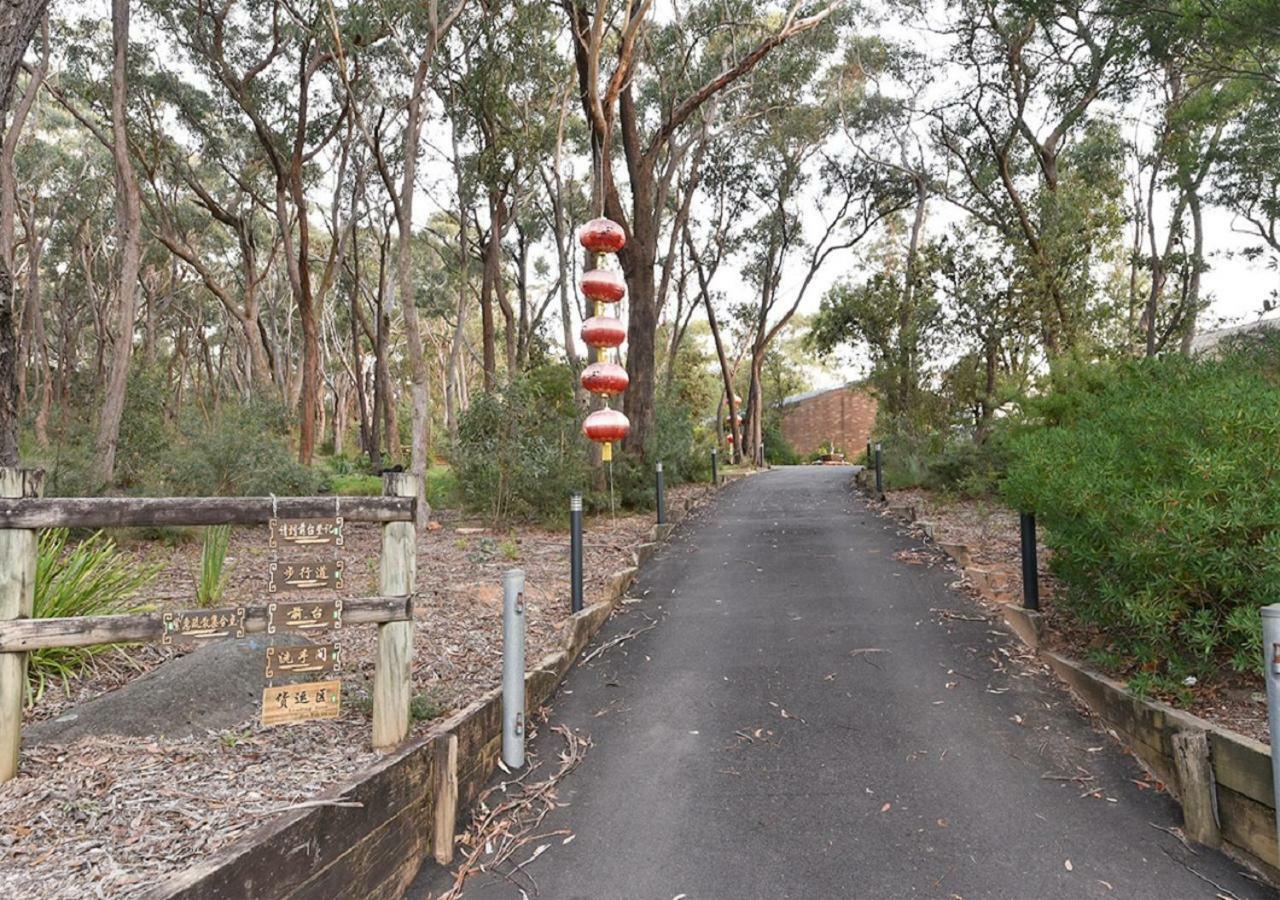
[161, 607, 247, 645]
[267, 559, 344, 593]
[260, 679, 342, 726]
[267, 599, 343, 635]
[269, 517, 344, 549]
[264, 642, 338, 679]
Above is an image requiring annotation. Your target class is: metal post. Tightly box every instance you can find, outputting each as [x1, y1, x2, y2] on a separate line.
[502, 569, 526, 769]
[711, 448, 718, 485]
[1020, 512, 1040, 611]
[873, 442, 884, 498]
[866, 442, 872, 467]
[1262, 606, 1280, 857]
[655, 461, 665, 525]
[570, 494, 583, 614]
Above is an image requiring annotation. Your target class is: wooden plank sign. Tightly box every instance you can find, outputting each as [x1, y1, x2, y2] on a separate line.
[269, 517, 344, 549]
[267, 599, 344, 635]
[264, 642, 338, 679]
[267, 559, 344, 593]
[260, 679, 341, 726]
[161, 607, 247, 645]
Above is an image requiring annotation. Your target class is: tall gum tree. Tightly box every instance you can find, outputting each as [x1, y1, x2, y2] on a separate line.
[562, 0, 845, 458]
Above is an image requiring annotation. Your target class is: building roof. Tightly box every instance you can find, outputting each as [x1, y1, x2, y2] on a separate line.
[1189, 316, 1280, 354]
[779, 381, 865, 408]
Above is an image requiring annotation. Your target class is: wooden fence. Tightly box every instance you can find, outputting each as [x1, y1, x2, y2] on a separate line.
[0, 467, 421, 782]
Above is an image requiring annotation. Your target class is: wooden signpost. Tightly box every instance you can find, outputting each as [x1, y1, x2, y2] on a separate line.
[162, 607, 247, 644]
[0, 472, 419, 783]
[260, 679, 342, 726]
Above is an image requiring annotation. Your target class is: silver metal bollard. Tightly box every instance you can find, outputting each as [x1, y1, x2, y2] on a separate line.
[502, 569, 526, 769]
[1262, 605, 1280, 855]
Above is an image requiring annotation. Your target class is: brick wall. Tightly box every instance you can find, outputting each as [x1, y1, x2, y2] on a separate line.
[778, 386, 878, 457]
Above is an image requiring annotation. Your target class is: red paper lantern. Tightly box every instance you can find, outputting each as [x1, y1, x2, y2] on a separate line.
[581, 316, 627, 349]
[581, 269, 626, 303]
[583, 408, 630, 443]
[581, 362, 629, 395]
[579, 218, 626, 255]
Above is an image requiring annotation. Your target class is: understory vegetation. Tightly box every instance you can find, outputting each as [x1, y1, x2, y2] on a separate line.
[866, 333, 1280, 699]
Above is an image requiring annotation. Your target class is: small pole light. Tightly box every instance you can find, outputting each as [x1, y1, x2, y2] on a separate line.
[711, 448, 718, 485]
[1019, 512, 1040, 611]
[569, 494, 583, 614]
[502, 569, 526, 769]
[1261, 605, 1280, 855]
[655, 461, 666, 525]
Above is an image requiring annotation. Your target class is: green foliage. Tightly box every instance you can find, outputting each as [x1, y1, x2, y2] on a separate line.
[452, 366, 588, 522]
[606, 392, 711, 510]
[1002, 347, 1280, 685]
[165, 401, 318, 497]
[763, 419, 801, 465]
[326, 473, 384, 496]
[30, 530, 159, 704]
[195, 525, 232, 607]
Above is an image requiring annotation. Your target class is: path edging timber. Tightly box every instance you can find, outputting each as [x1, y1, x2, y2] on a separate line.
[864, 483, 1280, 881]
[146, 487, 720, 900]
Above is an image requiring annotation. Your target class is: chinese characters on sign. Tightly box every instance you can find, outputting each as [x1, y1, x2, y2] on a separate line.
[260, 679, 342, 726]
[267, 560, 345, 593]
[269, 516, 344, 549]
[267, 599, 344, 634]
[264, 643, 338, 679]
[162, 607, 247, 645]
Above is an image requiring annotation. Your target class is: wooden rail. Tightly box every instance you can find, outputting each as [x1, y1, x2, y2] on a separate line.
[0, 594, 412, 653]
[0, 470, 422, 782]
[0, 495, 415, 529]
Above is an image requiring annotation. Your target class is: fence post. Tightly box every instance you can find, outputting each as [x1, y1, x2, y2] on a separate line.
[873, 442, 884, 499]
[570, 493, 584, 614]
[502, 569, 526, 769]
[711, 448, 718, 485]
[655, 461, 665, 525]
[0, 468, 42, 783]
[1019, 512, 1040, 612]
[373, 471, 417, 750]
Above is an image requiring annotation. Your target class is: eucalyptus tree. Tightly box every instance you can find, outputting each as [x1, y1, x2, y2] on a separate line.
[151, 0, 352, 464]
[0, 0, 49, 464]
[562, 0, 846, 459]
[933, 0, 1139, 355]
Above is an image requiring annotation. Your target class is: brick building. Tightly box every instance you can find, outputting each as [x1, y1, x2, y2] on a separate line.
[777, 383, 878, 458]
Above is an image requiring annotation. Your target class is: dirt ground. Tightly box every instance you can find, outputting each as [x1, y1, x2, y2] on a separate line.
[882, 488, 1270, 745]
[0, 483, 713, 899]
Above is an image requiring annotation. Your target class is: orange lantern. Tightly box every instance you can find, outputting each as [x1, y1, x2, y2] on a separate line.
[581, 361, 629, 395]
[581, 269, 626, 303]
[579, 218, 626, 254]
[581, 316, 627, 349]
[583, 408, 630, 443]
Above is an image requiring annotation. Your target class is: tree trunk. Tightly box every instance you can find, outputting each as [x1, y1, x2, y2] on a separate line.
[94, 0, 144, 487]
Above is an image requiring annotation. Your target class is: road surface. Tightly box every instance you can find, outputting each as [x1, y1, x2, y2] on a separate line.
[417, 466, 1271, 899]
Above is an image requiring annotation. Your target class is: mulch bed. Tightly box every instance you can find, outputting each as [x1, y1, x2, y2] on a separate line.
[0, 483, 713, 899]
[883, 488, 1270, 745]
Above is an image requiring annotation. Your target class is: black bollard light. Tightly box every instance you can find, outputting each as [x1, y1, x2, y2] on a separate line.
[655, 461, 666, 525]
[711, 448, 719, 485]
[874, 442, 884, 498]
[1020, 511, 1040, 611]
[570, 493, 584, 614]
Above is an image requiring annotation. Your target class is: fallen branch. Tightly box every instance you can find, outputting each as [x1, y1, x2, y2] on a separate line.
[580, 622, 658, 665]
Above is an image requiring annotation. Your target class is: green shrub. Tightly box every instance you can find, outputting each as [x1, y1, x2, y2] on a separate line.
[31, 529, 160, 703]
[195, 525, 232, 607]
[603, 393, 710, 510]
[764, 419, 801, 465]
[452, 366, 589, 521]
[923, 434, 1012, 497]
[1002, 350, 1280, 691]
[166, 400, 318, 496]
